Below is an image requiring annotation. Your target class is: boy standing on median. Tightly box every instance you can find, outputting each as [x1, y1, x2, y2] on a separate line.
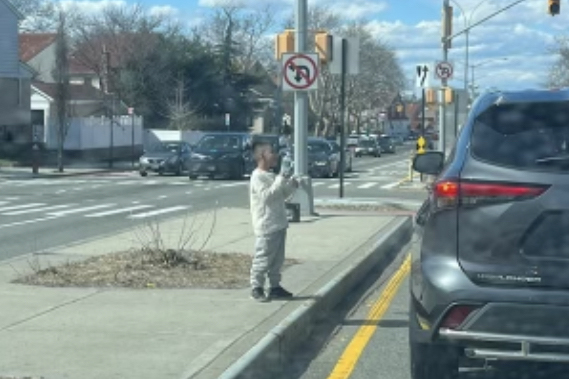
[249, 142, 298, 302]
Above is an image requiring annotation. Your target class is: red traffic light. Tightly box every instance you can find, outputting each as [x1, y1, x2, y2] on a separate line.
[549, 0, 560, 15]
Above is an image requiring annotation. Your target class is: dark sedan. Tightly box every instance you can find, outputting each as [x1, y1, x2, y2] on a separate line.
[139, 141, 192, 176]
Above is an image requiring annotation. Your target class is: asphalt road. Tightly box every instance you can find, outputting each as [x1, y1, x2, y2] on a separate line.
[284, 241, 569, 379]
[0, 145, 426, 261]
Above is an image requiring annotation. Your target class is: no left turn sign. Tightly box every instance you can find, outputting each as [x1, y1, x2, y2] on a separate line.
[435, 61, 454, 80]
[282, 53, 319, 92]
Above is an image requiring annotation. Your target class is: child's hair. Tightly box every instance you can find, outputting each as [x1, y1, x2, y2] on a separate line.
[252, 141, 273, 162]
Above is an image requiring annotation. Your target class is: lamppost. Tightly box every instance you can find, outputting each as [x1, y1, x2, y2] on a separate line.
[445, 0, 529, 94]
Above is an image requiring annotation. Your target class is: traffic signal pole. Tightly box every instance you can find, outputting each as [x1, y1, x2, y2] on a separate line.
[292, 0, 315, 215]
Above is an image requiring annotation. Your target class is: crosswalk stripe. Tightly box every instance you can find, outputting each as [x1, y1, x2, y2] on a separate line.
[217, 182, 247, 188]
[328, 183, 351, 189]
[2, 204, 75, 216]
[85, 205, 153, 218]
[143, 180, 158, 185]
[170, 181, 188, 185]
[116, 180, 137, 185]
[0, 203, 45, 212]
[0, 201, 8, 206]
[48, 204, 116, 216]
[127, 205, 188, 219]
[312, 182, 325, 187]
[357, 182, 377, 189]
[381, 181, 401, 189]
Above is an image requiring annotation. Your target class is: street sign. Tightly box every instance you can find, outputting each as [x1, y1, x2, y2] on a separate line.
[417, 136, 426, 154]
[435, 61, 454, 80]
[329, 37, 360, 75]
[225, 113, 230, 127]
[415, 64, 431, 88]
[282, 53, 319, 91]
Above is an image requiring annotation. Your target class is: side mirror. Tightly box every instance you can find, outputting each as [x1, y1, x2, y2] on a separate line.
[412, 151, 445, 175]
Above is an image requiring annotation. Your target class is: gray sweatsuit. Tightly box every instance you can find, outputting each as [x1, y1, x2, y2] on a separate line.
[249, 168, 296, 289]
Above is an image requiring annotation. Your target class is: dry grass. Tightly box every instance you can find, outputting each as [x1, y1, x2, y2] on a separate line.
[13, 249, 299, 289]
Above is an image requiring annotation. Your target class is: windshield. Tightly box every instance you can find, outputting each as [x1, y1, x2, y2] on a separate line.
[148, 141, 182, 153]
[359, 140, 375, 147]
[308, 142, 330, 154]
[198, 135, 242, 150]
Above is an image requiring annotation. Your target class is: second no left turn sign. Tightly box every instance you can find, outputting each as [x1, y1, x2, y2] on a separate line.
[282, 53, 319, 91]
[435, 61, 454, 80]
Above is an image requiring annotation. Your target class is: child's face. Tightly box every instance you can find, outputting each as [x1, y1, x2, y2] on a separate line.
[262, 146, 278, 168]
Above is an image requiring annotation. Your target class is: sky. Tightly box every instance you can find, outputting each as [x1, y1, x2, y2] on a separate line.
[58, 0, 569, 93]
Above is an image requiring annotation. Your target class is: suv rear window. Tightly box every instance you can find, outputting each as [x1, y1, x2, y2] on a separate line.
[471, 102, 569, 172]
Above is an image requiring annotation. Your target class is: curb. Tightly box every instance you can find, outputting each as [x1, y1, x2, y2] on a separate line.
[0, 168, 135, 179]
[217, 216, 413, 379]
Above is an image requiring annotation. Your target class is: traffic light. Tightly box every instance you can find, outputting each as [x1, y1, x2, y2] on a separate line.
[548, 0, 560, 15]
[314, 30, 332, 64]
[275, 30, 294, 60]
[426, 89, 437, 105]
[444, 87, 454, 104]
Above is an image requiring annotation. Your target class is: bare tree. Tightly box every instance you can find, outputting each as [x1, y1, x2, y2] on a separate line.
[52, 10, 70, 172]
[198, 0, 278, 72]
[547, 36, 569, 88]
[11, 0, 56, 32]
[164, 75, 204, 130]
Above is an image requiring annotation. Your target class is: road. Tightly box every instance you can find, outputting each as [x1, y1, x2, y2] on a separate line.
[0, 145, 426, 261]
[283, 241, 568, 379]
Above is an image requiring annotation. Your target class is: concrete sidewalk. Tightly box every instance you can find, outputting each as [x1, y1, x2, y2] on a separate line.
[0, 163, 135, 179]
[0, 207, 411, 379]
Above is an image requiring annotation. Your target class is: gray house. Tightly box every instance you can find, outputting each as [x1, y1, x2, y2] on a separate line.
[0, 0, 33, 157]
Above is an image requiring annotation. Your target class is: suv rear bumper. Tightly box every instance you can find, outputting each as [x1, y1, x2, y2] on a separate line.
[411, 256, 569, 363]
[441, 328, 569, 363]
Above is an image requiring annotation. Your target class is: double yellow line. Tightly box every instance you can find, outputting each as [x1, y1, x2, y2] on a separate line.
[327, 254, 411, 379]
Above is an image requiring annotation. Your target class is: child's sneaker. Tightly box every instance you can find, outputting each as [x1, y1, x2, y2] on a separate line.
[250, 287, 268, 302]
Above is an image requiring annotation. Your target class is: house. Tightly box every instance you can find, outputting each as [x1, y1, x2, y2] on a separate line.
[19, 33, 129, 146]
[0, 0, 34, 158]
[248, 62, 279, 134]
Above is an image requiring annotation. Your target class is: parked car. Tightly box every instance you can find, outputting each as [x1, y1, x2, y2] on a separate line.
[139, 141, 192, 176]
[289, 138, 340, 178]
[329, 140, 353, 172]
[188, 133, 254, 180]
[377, 134, 396, 154]
[355, 138, 381, 157]
[409, 88, 569, 379]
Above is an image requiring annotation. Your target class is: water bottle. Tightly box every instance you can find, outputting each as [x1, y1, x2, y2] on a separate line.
[280, 153, 293, 177]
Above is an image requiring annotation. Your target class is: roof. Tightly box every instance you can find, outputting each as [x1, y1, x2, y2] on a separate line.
[19, 33, 57, 62]
[1, 0, 24, 20]
[32, 81, 104, 101]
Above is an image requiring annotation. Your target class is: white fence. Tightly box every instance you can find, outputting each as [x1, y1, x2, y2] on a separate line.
[46, 116, 144, 150]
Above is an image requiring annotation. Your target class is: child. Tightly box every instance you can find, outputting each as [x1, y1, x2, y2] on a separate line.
[249, 142, 298, 302]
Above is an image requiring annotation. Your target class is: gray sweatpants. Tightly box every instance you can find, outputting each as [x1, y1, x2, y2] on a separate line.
[250, 229, 287, 289]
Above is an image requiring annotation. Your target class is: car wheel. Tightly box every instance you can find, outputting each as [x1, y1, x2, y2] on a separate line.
[189, 174, 198, 180]
[409, 300, 459, 379]
[158, 167, 165, 176]
[140, 171, 148, 177]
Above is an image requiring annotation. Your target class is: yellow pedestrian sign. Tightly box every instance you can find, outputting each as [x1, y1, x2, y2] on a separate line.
[416, 136, 426, 154]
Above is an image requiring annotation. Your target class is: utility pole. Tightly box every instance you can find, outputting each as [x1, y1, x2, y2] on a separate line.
[292, 0, 315, 215]
[440, 0, 451, 156]
[102, 46, 114, 168]
[338, 38, 347, 199]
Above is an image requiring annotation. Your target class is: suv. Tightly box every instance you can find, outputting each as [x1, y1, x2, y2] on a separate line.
[410, 89, 569, 378]
[188, 133, 254, 180]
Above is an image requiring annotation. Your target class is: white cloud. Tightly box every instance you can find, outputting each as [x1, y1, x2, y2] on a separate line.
[149, 5, 179, 17]
[365, 0, 565, 91]
[59, 0, 127, 15]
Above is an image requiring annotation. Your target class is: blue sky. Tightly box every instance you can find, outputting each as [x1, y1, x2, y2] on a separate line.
[63, 0, 568, 92]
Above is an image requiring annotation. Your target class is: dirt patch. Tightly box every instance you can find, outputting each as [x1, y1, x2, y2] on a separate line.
[14, 249, 300, 289]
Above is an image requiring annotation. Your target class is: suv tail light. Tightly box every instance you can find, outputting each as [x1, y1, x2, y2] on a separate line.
[433, 179, 549, 209]
[440, 305, 479, 330]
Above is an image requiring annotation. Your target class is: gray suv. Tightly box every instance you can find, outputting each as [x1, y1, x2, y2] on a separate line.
[410, 89, 569, 378]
